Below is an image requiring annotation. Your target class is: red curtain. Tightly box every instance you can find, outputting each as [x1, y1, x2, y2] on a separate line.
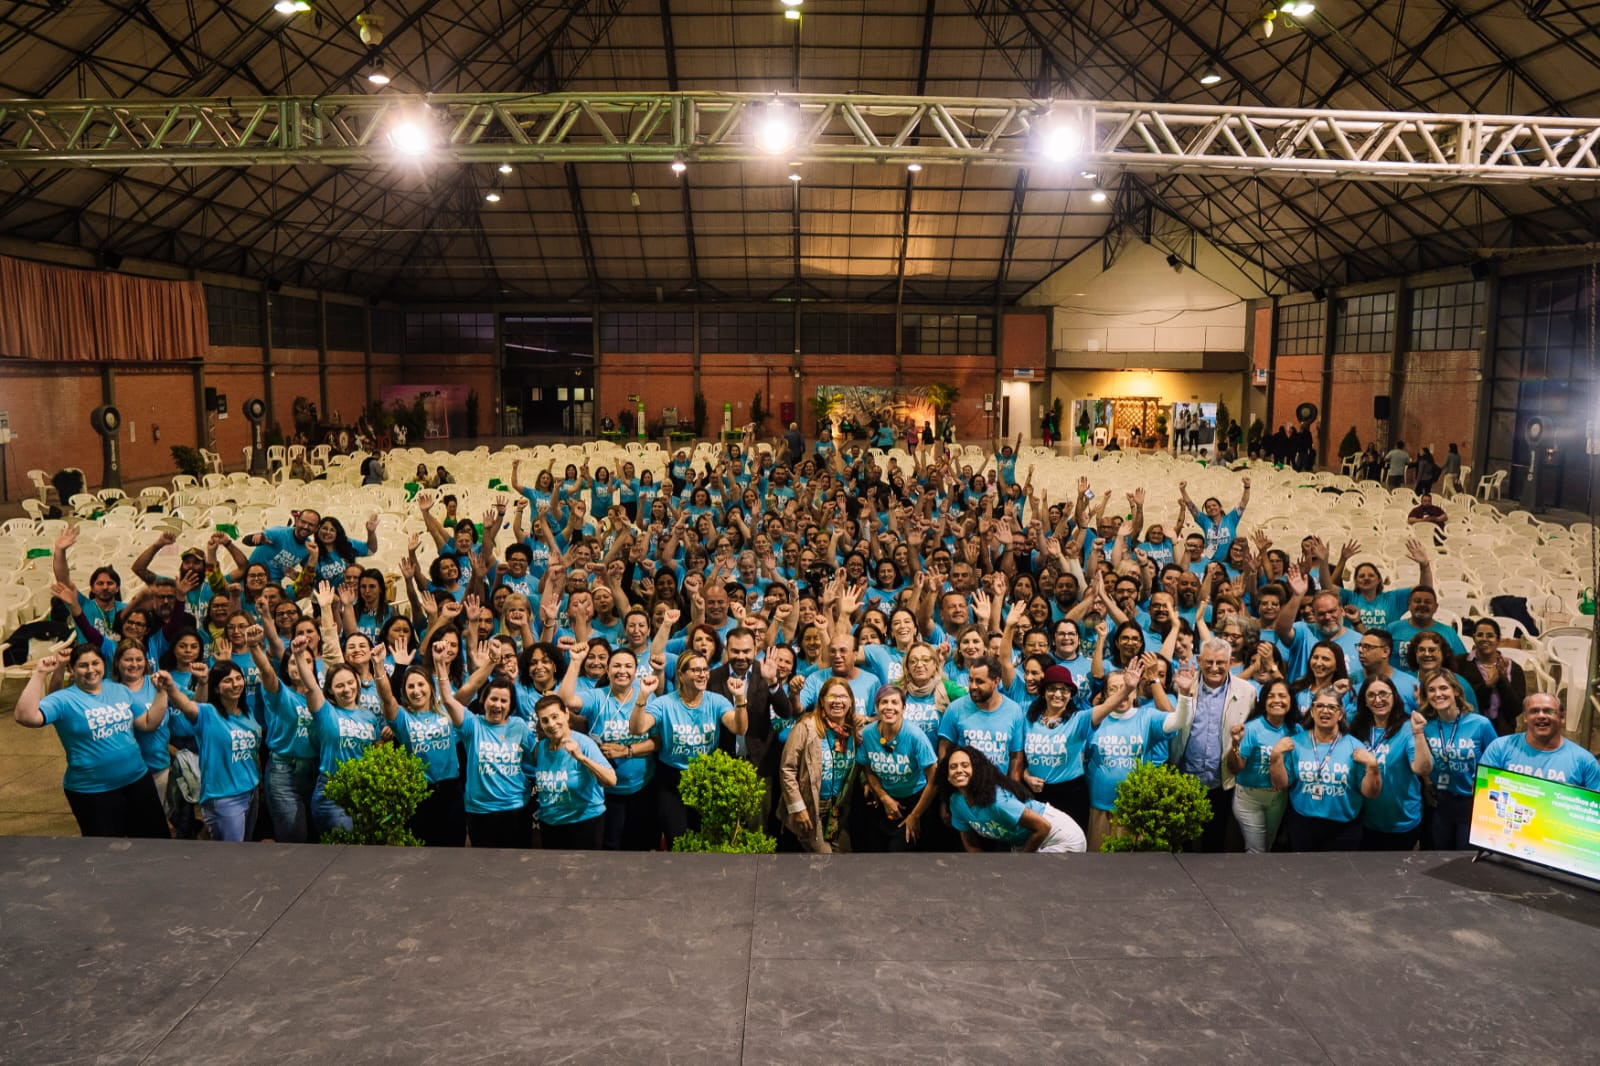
[0, 254, 209, 362]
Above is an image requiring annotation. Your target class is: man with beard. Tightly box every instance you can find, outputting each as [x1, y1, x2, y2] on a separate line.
[1385, 586, 1466, 669]
[1276, 567, 1362, 680]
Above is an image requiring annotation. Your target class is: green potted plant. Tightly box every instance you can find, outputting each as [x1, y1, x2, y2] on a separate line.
[1101, 762, 1212, 853]
[1213, 398, 1231, 452]
[669, 750, 777, 854]
[318, 744, 430, 846]
[1154, 410, 1169, 447]
[465, 389, 480, 439]
[171, 445, 208, 480]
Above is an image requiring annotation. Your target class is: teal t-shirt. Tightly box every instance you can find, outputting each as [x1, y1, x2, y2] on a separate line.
[262, 684, 317, 761]
[311, 704, 382, 778]
[459, 713, 535, 814]
[1281, 732, 1368, 822]
[581, 685, 654, 796]
[817, 730, 857, 802]
[900, 689, 943, 748]
[856, 722, 936, 799]
[1236, 717, 1294, 790]
[39, 682, 150, 794]
[1357, 726, 1422, 833]
[125, 677, 170, 773]
[193, 703, 263, 803]
[950, 789, 1044, 847]
[1422, 713, 1499, 796]
[1087, 706, 1175, 811]
[529, 731, 609, 826]
[937, 696, 1026, 774]
[1480, 734, 1600, 790]
[1023, 712, 1093, 785]
[645, 691, 733, 770]
[1340, 587, 1412, 631]
[392, 709, 461, 784]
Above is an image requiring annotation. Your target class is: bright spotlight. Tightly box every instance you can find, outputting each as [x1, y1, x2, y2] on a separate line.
[1090, 187, 1108, 203]
[484, 191, 501, 203]
[389, 118, 432, 157]
[756, 101, 799, 155]
[498, 163, 513, 175]
[1198, 66, 1222, 85]
[273, 0, 301, 13]
[784, 8, 800, 19]
[781, 0, 802, 6]
[1291, 1, 1315, 15]
[906, 162, 922, 172]
[787, 171, 803, 182]
[670, 156, 687, 175]
[1037, 117, 1083, 163]
[366, 59, 390, 86]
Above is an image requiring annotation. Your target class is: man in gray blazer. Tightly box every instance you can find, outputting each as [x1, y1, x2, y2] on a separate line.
[1168, 638, 1258, 852]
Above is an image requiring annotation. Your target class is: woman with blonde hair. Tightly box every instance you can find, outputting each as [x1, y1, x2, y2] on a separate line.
[896, 641, 954, 746]
[778, 675, 860, 853]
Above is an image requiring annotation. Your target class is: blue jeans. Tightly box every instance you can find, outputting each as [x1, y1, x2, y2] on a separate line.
[311, 773, 353, 838]
[266, 755, 316, 843]
[201, 791, 258, 842]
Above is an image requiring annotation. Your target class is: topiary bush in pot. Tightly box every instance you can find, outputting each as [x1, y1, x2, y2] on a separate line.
[669, 749, 777, 854]
[319, 743, 430, 847]
[1101, 761, 1212, 853]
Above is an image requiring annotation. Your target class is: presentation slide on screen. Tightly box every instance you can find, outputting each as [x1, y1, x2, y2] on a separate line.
[1470, 766, 1600, 881]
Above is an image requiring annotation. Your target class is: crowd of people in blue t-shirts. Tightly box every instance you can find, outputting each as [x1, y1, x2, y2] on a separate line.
[13, 429, 1599, 854]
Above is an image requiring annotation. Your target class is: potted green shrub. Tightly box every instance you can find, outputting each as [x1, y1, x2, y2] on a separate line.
[171, 445, 208, 480]
[1101, 762, 1212, 853]
[318, 743, 430, 846]
[669, 750, 777, 854]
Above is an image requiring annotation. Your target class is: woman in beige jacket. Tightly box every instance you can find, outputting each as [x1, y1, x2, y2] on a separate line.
[779, 676, 860, 853]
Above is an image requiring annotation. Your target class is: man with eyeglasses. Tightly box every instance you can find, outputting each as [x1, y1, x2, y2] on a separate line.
[1275, 567, 1362, 682]
[1349, 629, 1418, 713]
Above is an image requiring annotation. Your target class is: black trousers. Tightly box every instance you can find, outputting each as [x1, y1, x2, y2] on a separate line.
[411, 777, 466, 847]
[1184, 785, 1235, 854]
[65, 774, 169, 839]
[1361, 825, 1421, 851]
[467, 805, 532, 849]
[603, 787, 660, 851]
[848, 790, 919, 853]
[654, 764, 699, 847]
[1287, 809, 1363, 852]
[541, 814, 605, 850]
[1037, 777, 1090, 836]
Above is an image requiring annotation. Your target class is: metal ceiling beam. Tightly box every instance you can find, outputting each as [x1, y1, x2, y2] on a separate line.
[5, 92, 1600, 184]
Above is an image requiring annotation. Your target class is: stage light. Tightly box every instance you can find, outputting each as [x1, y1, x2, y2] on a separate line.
[484, 191, 501, 203]
[788, 171, 803, 182]
[1249, 13, 1275, 40]
[670, 156, 687, 174]
[1198, 66, 1222, 85]
[906, 162, 921, 172]
[366, 57, 390, 85]
[1090, 187, 1107, 204]
[1282, 0, 1314, 14]
[1037, 115, 1083, 163]
[784, 8, 800, 19]
[274, 0, 308, 13]
[498, 163, 513, 175]
[756, 101, 799, 155]
[781, 0, 802, 6]
[389, 116, 433, 157]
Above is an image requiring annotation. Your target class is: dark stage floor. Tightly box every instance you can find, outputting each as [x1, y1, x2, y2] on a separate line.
[1, 839, 1596, 1064]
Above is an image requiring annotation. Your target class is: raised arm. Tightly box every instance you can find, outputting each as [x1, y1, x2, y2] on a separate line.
[12, 643, 73, 727]
[628, 673, 663, 736]
[155, 670, 201, 722]
[51, 526, 76, 586]
[131, 531, 177, 585]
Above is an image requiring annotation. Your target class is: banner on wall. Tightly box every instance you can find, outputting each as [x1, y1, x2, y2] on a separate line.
[1470, 765, 1600, 884]
[381, 385, 469, 439]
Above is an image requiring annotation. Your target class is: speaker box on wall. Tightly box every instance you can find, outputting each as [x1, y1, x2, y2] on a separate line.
[1373, 395, 1391, 420]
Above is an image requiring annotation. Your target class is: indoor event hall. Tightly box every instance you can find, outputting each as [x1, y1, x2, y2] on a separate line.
[1, 1, 1600, 1063]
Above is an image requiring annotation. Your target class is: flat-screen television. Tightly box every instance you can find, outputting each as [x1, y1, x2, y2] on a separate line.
[1469, 765, 1600, 883]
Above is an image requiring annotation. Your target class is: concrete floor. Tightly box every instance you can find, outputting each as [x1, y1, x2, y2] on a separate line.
[0, 707, 77, 837]
[1, 840, 1597, 1064]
